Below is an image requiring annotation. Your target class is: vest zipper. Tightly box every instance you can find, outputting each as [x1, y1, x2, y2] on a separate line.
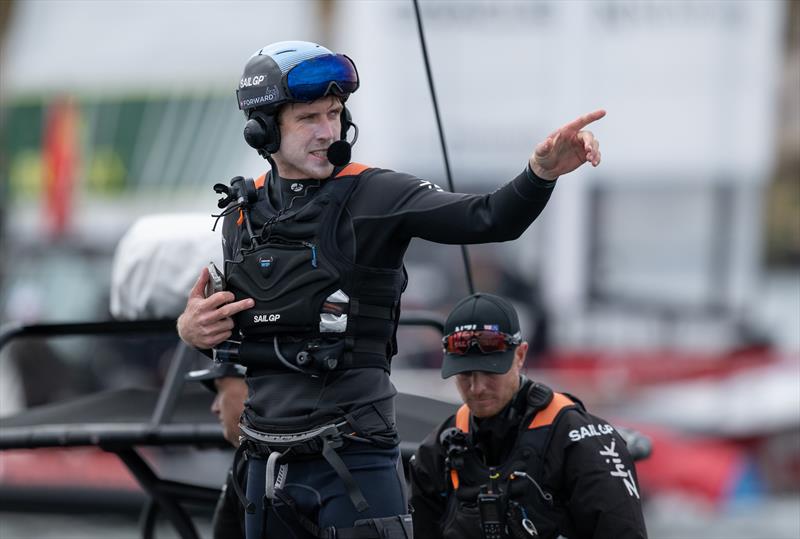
[302, 241, 318, 268]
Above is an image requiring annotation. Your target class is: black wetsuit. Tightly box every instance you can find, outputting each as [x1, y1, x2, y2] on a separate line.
[219, 164, 556, 538]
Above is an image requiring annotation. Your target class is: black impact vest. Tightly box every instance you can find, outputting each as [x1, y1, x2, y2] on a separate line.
[439, 384, 578, 539]
[224, 163, 407, 375]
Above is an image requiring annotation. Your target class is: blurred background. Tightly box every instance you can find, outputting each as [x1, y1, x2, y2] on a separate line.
[0, 0, 798, 538]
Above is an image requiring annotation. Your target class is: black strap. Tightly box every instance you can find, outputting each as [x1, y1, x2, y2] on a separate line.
[350, 298, 395, 321]
[229, 444, 256, 514]
[321, 436, 370, 513]
[272, 489, 323, 536]
[338, 338, 391, 371]
[239, 337, 389, 372]
[333, 526, 385, 539]
[273, 489, 384, 539]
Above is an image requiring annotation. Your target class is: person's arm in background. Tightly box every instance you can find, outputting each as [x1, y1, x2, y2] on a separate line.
[211, 466, 247, 539]
[409, 427, 450, 539]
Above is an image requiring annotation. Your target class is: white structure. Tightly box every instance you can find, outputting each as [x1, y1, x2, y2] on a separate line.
[1, 0, 794, 351]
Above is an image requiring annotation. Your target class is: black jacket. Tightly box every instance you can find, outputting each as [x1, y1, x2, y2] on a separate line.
[409, 380, 648, 539]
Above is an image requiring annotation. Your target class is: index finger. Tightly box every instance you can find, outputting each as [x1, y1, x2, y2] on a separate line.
[563, 109, 606, 132]
[219, 298, 256, 318]
[207, 290, 238, 309]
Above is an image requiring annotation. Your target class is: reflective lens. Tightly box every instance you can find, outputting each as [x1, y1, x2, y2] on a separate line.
[443, 330, 520, 355]
[286, 54, 359, 101]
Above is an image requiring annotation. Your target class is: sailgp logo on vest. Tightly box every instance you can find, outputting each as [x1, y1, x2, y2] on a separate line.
[254, 313, 281, 323]
[568, 423, 614, 442]
[599, 438, 640, 499]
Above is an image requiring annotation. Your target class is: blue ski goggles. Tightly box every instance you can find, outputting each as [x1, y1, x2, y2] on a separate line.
[286, 54, 359, 101]
[237, 53, 359, 111]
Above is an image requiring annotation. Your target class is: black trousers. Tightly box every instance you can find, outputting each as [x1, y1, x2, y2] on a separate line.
[245, 444, 407, 538]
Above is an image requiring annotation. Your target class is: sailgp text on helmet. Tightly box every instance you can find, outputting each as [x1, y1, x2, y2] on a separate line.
[236, 41, 359, 113]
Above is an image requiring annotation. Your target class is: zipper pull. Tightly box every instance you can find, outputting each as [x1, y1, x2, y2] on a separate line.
[303, 242, 318, 268]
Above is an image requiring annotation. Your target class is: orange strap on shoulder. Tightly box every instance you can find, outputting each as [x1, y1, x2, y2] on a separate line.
[335, 162, 369, 177]
[527, 392, 573, 429]
[449, 405, 471, 490]
[455, 404, 470, 433]
[237, 165, 367, 226]
[237, 174, 268, 226]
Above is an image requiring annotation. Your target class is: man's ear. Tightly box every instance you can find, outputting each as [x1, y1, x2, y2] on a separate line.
[515, 342, 529, 369]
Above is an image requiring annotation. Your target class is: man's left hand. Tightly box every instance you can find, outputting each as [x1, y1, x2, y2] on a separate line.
[529, 109, 606, 181]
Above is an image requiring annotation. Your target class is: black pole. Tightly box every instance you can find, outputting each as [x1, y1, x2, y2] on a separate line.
[412, 0, 475, 295]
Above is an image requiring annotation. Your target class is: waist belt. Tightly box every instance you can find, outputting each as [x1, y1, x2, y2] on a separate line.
[237, 398, 397, 515]
[236, 337, 390, 373]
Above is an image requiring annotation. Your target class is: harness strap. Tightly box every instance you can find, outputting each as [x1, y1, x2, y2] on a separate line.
[349, 298, 395, 321]
[333, 524, 397, 539]
[321, 436, 370, 513]
[238, 338, 390, 373]
[272, 490, 391, 539]
[229, 444, 256, 514]
[273, 489, 323, 536]
[265, 449, 283, 501]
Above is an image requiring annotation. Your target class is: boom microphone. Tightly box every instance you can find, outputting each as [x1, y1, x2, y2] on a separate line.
[327, 140, 352, 167]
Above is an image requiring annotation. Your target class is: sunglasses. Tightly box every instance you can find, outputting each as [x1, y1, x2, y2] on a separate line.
[285, 54, 360, 101]
[442, 330, 521, 356]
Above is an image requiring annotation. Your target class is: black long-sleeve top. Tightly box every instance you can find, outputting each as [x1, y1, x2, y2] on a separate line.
[220, 165, 556, 430]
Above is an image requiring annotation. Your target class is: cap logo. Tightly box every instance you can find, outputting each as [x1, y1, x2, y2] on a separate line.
[240, 74, 266, 88]
[483, 324, 499, 331]
[454, 324, 477, 331]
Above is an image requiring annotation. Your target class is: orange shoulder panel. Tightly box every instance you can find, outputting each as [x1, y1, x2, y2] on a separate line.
[335, 162, 369, 178]
[527, 392, 574, 429]
[455, 404, 470, 433]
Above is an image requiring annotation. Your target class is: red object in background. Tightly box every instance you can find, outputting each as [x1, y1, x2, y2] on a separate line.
[42, 97, 79, 238]
[536, 348, 779, 388]
[631, 425, 756, 506]
[0, 447, 139, 490]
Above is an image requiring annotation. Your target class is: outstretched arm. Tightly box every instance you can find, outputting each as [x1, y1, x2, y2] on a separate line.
[530, 109, 606, 181]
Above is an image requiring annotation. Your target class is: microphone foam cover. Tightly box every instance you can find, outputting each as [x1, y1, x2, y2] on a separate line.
[327, 140, 351, 167]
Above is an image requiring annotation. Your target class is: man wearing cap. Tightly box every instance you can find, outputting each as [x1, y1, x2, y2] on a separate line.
[409, 293, 648, 539]
[186, 363, 248, 539]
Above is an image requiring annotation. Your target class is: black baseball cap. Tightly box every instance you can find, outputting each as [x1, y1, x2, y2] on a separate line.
[441, 293, 522, 379]
[185, 363, 246, 393]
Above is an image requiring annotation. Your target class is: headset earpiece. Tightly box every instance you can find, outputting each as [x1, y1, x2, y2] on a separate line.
[243, 110, 281, 155]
